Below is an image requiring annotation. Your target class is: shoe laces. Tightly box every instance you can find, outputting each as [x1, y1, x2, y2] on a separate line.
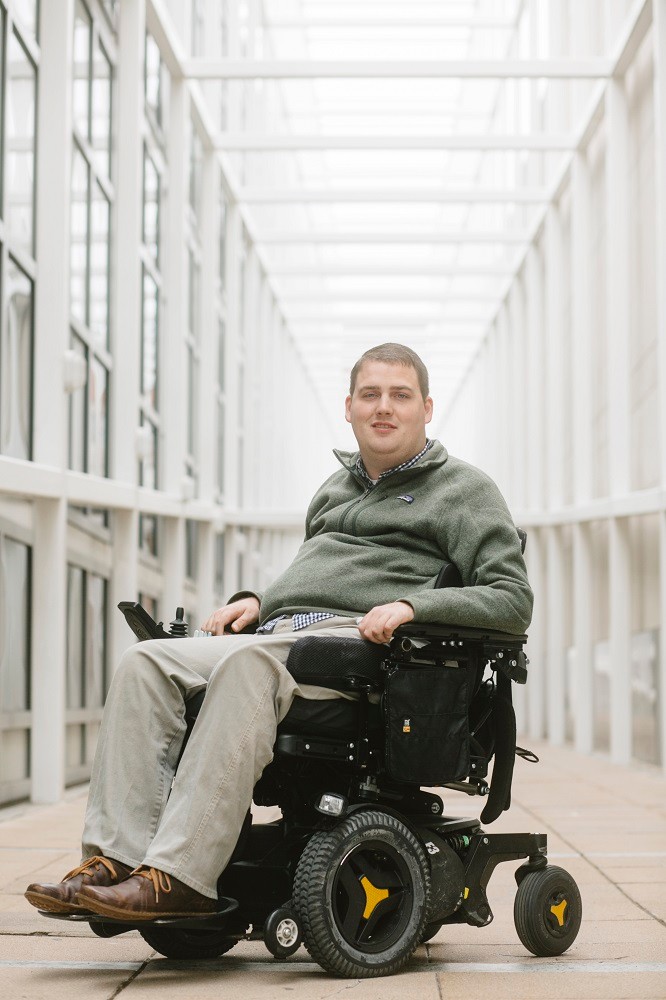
[64, 855, 119, 883]
[133, 866, 172, 903]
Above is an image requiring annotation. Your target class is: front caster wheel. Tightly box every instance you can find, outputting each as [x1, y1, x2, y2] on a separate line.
[514, 865, 582, 957]
[264, 904, 302, 959]
[139, 925, 237, 959]
[293, 809, 430, 978]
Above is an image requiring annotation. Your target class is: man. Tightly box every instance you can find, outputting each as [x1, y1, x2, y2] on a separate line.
[25, 343, 532, 921]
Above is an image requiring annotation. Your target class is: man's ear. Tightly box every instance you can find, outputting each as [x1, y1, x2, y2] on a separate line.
[345, 395, 352, 423]
[424, 396, 433, 424]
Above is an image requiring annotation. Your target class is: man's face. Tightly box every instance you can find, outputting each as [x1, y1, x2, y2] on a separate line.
[345, 361, 433, 476]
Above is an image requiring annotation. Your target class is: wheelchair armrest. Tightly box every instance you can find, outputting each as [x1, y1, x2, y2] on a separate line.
[392, 623, 528, 683]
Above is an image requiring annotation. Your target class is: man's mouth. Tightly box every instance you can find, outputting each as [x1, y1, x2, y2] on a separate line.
[371, 422, 397, 430]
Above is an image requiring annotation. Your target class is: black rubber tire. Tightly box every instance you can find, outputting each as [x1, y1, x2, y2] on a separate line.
[514, 865, 582, 957]
[420, 920, 443, 944]
[293, 809, 430, 978]
[139, 925, 237, 959]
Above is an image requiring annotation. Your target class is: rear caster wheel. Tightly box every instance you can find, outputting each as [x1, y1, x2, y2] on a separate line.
[514, 865, 582, 957]
[293, 809, 430, 978]
[139, 925, 237, 960]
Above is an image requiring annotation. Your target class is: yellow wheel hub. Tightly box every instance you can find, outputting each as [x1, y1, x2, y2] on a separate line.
[360, 875, 390, 919]
[550, 898, 568, 927]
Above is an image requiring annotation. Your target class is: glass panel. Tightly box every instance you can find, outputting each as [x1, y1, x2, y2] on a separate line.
[143, 147, 160, 264]
[1, 259, 33, 460]
[218, 195, 226, 292]
[185, 520, 197, 580]
[139, 416, 157, 489]
[70, 146, 89, 324]
[12, 0, 38, 38]
[145, 32, 162, 125]
[187, 342, 196, 454]
[6, 31, 36, 254]
[139, 513, 158, 557]
[632, 630, 660, 765]
[218, 319, 225, 389]
[189, 126, 202, 224]
[141, 268, 158, 409]
[217, 398, 224, 497]
[88, 355, 108, 477]
[68, 333, 86, 472]
[85, 573, 106, 708]
[0, 536, 30, 711]
[91, 36, 112, 177]
[188, 249, 200, 337]
[66, 565, 84, 709]
[90, 182, 110, 349]
[73, 0, 91, 140]
[214, 533, 225, 595]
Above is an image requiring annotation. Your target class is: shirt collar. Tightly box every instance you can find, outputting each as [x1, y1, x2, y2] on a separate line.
[355, 439, 433, 484]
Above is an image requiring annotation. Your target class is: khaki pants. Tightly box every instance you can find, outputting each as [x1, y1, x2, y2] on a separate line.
[82, 616, 362, 898]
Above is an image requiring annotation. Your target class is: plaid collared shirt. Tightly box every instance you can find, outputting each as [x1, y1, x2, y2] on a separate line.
[257, 440, 433, 635]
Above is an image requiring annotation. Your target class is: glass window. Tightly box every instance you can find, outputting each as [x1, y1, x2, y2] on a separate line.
[188, 247, 200, 337]
[143, 147, 160, 264]
[185, 520, 198, 580]
[70, 146, 89, 324]
[89, 182, 110, 349]
[139, 416, 157, 489]
[68, 333, 86, 472]
[73, 0, 91, 140]
[85, 573, 106, 706]
[141, 268, 159, 409]
[66, 565, 84, 710]
[145, 32, 162, 126]
[0, 535, 31, 711]
[6, 30, 36, 254]
[91, 35, 112, 177]
[218, 194, 226, 293]
[88, 354, 108, 477]
[12, 0, 38, 39]
[1, 258, 33, 460]
[139, 512, 158, 557]
[189, 126, 202, 225]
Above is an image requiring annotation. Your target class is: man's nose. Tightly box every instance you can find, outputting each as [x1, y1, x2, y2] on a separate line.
[376, 394, 393, 412]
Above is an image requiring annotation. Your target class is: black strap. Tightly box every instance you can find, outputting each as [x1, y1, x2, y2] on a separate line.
[480, 671, 516, 825]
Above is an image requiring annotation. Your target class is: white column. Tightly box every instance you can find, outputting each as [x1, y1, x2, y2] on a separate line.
[162, 516, 185, 620]
[111, 0, 144, 484]
[653, 0, 666, 773]
[31, 498, 67, 802]
[223, 203, 242, 509]
[109, 509, 139, 676]
[605, 72, 632, 767]
[526, 528, 545, 740]
[570, 151, 594, 506]
[198, 150, 219, 504]
[161, 78, 188, 497]
[546, 526, 566, 744]
[573, 522, 594, 754]
[605, 76, 631, 496]
[197, 521, 215, 625]
[544, 205, 566, 510]
[30, 0, 74, 803]
[525, 245, 545, 512]
[609, 517, 631, 763]
[33, 0, 73, 469]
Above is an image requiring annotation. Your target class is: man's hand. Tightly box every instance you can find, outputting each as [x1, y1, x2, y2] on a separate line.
[357, 601, 414, 644]
[201, 597, 260, 636]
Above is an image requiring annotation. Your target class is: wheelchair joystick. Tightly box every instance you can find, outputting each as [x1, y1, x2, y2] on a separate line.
[169, 607, 188, 637]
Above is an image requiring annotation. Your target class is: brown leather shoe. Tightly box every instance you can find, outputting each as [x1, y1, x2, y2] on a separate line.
[25, 856, 134, 914]
[76, 866, 217, 920]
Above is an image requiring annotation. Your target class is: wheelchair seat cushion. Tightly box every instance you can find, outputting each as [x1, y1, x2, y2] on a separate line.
[285, 635, 385, 692]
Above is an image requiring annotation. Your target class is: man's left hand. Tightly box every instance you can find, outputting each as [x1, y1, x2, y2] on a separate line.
[357, 601, 414, 644]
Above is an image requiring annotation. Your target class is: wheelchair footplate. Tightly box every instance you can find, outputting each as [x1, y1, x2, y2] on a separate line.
[38, 896, 239, 933]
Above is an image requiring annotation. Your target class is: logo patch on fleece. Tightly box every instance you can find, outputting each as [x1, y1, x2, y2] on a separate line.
[397, 494, 414, 503]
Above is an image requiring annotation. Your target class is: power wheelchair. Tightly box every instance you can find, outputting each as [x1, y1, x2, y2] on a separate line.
[42, 538, 582, 978]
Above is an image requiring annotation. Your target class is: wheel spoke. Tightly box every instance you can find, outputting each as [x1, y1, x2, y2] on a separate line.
[358, 889, 408, 943]
[354, 851, 404, 891]
[337, 861, 367, 941]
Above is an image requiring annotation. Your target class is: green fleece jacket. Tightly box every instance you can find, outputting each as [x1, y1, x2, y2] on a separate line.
[247, 441, 533, 635]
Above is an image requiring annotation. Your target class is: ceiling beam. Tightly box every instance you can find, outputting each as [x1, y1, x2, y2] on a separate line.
[256, 231, 530, 244]
[266, 264, 516, 275]
[276, 292, 503, 302]
[182, 59, 613, 80]
[236, 187, 549, 203]
[213, 133, 574, 151]
[263, 18, 516, 30]
[287, 317, 490, 326]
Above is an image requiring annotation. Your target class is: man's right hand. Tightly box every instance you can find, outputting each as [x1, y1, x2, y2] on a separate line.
[201, 596, 260, 636]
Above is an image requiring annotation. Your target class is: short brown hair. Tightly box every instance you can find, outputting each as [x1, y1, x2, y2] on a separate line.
[349, 343, 430, 399]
